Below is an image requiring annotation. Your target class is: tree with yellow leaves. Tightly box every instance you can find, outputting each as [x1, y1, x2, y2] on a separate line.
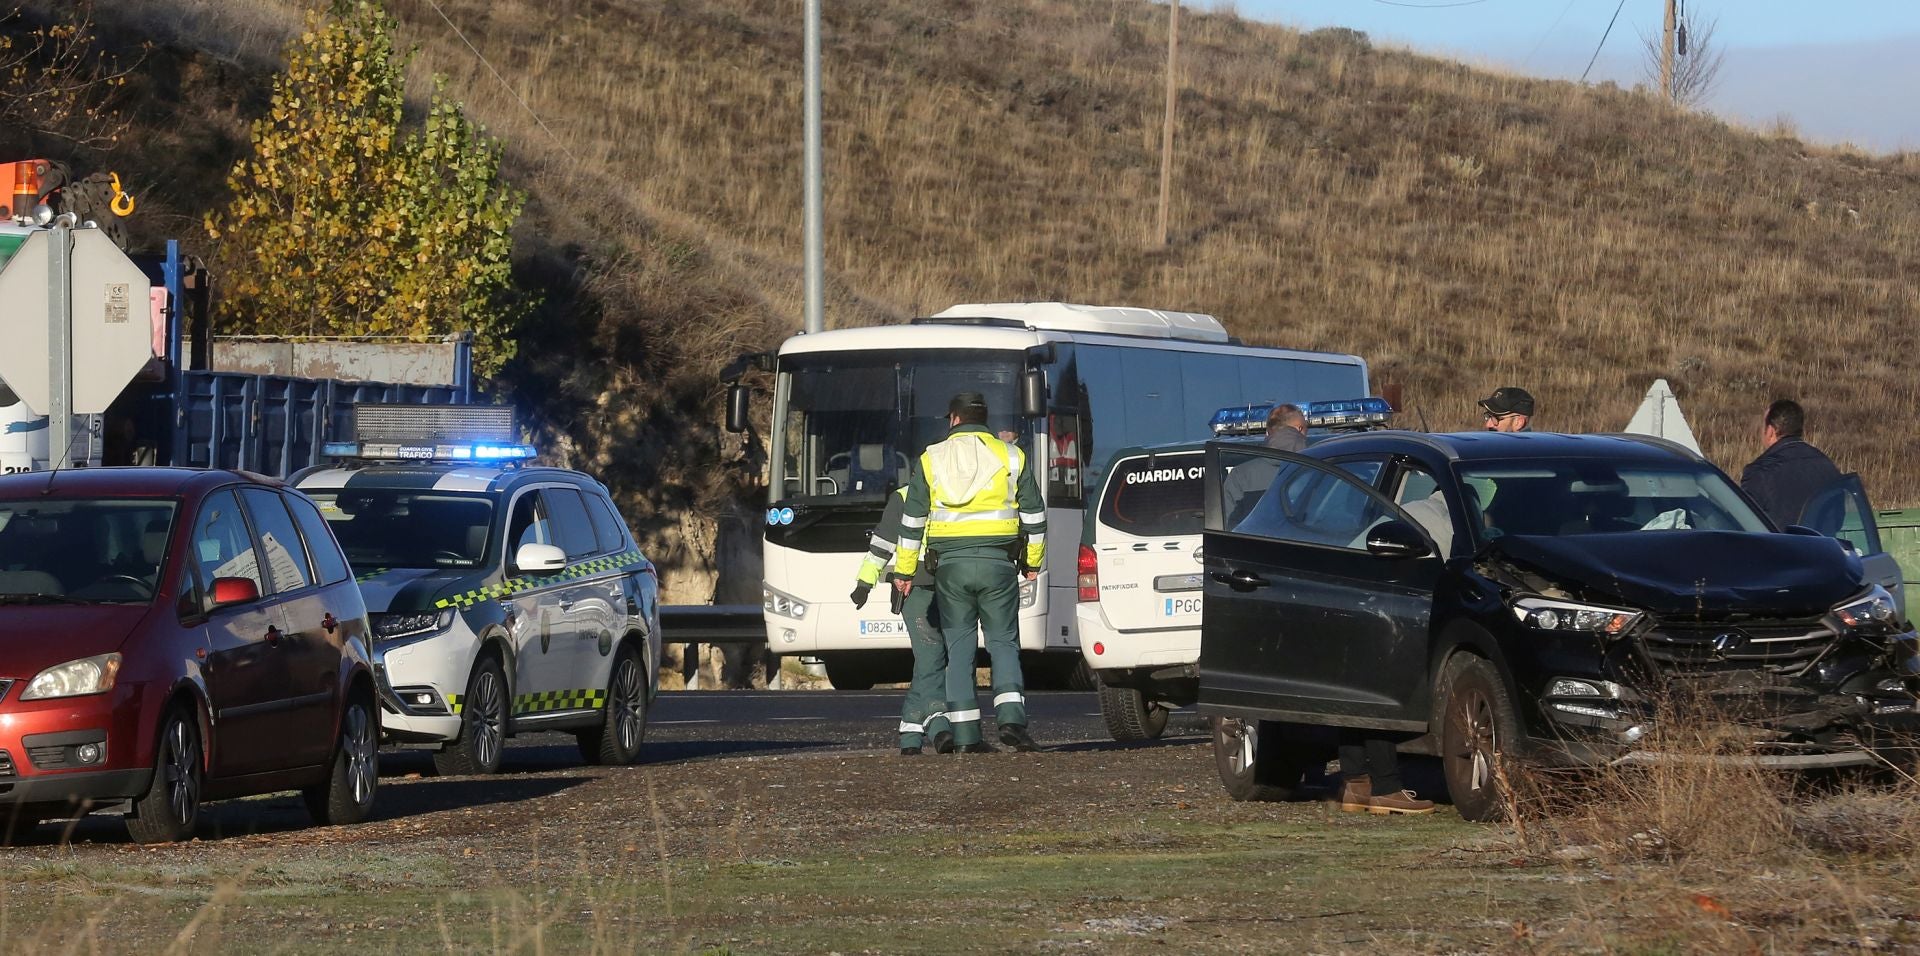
[207, 2, 524, 377]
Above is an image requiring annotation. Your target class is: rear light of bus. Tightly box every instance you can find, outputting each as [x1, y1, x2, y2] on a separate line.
[1077, 544, 1099, 602]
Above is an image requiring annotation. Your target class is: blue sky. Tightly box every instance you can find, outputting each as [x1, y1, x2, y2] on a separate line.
[1233, 1, 1920, 151]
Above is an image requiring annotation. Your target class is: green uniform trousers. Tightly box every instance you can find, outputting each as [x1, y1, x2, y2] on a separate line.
[935, 555, 1027, 746]
[898, 580, 951, 749]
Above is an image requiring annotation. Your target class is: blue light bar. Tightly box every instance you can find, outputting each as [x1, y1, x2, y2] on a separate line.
[1209, 397, 1394, 436]
[321, 441, 536, 463]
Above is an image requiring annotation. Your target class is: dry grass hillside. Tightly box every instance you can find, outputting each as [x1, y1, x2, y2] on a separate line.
[24, 0, 1920, 598]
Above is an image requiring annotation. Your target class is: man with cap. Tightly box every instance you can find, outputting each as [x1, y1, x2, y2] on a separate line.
[850, 486, 950, 755]
[1479, 387, 1535, 432]
[892, 391, 1047, 753]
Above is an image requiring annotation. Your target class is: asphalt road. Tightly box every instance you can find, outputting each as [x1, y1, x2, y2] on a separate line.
[378, 690, 1214, 774]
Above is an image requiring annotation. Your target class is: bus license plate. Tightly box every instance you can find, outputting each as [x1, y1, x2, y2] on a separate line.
[859, 620, 907, 636]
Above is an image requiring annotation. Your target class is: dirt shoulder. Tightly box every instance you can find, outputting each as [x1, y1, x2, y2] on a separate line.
[3, 743, 1913, 953]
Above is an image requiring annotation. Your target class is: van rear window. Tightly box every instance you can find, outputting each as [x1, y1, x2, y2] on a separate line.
[1098, 454, 1205, 538]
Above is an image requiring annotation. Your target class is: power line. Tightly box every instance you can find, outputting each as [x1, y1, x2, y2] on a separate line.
[1522, 0, 1582, 69]
[419, 0, 580, 165]
[1580, 0, 1630, 82]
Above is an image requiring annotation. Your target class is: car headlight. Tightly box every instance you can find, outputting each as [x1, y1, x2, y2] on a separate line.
[1511, 597, 1642, 636]
[21, 653, 122, 701]
[763, 584, 808, 620]
[373, 609, 456, 640]
[1834, 585, 1899, 630]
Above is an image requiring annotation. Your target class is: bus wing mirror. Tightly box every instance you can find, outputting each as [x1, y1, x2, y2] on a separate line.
[726, 383, 750, 433]
[1021, 369, 1046, 419]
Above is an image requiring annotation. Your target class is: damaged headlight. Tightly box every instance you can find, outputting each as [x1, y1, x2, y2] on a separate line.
[1512, 596, 1642, 636]
[1833, 585, 1899, 631]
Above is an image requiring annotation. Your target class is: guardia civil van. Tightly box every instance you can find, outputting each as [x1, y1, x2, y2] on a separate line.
[292, 406, 661, 775]
[725, 302, 1371, 690]
[1078, 399, 1395, 741]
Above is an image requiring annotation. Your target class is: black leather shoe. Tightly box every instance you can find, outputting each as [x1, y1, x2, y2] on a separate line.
[932, 731, 956, 754]
[960, 741, 997, 754]
[899, 747, 923, 756]
[1000, 725, 1039, 752]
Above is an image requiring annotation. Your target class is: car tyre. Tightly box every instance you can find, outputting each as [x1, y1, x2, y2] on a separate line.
[126, 706, 202, 844]
[1440, 655, 1522, 823]
[1098, 677, 1169, 742]
[579, 645, 648, 766]
[304, 692, 379, 826]
[821, 654, 878, 691]
[1062, 657, 1097, 692]
[435, 655, 508, 776]
[1211, 716, 1307, 802]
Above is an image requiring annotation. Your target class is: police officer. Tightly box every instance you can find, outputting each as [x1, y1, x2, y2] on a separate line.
[1478, 387, 1535, 432]
[893, 392, 1046, 754]
[850, 487, 949, 755]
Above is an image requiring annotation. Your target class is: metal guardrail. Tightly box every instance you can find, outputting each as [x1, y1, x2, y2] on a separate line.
[660, 604, 766, 644]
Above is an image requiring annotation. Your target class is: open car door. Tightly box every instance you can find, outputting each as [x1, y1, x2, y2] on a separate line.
[1798, 474, 1905, 618]
[1196, 443, 1443, 732]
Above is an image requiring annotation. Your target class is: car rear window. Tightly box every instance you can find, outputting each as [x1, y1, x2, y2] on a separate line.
[1098, 453, 1205, 538]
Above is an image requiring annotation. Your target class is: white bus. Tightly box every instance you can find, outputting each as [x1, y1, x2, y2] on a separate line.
[729, 302, 1370, 690]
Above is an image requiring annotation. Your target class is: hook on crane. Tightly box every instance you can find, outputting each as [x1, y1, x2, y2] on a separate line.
[108, 172, 135, 216]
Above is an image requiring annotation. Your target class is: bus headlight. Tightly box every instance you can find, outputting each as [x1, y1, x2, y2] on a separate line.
[764, 584, 809, 620]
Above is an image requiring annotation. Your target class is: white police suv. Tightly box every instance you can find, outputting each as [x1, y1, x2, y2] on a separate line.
[1077, 399, 1393, 741]
[292, 406, 661, 774]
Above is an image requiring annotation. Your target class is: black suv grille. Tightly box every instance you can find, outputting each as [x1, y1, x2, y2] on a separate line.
[1639, 618, 1836, 675]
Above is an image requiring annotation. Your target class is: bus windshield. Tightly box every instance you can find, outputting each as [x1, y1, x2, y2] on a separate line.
[772, 349, 1026, 501]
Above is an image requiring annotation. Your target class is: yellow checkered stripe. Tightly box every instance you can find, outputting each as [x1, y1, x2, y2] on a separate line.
[434, 550, 648, 610]
[447, 693, 463, 715]
[515, 689, 606, 714]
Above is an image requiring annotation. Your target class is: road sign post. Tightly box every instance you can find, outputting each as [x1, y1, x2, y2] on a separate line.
[47, 219, 73, 468]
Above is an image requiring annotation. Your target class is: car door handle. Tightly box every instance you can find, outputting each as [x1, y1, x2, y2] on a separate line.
[265, 625, 283, 647]
[1211, 570, 1270, 591]
[558, 599, 577, 611]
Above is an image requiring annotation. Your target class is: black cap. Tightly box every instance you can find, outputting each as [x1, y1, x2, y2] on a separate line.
[948, 391, 989, 416]
[1478, 387, 1535, 417]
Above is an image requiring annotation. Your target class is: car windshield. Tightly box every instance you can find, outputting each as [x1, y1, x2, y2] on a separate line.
[0, 498, 178, 603]
[771, 349, 1027, 502]
[1458, 459, 1769, 542]
[306, 490, 495, 570]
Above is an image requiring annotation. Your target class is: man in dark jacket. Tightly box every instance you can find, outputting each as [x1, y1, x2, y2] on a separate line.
[1741, 399, 1841, 527]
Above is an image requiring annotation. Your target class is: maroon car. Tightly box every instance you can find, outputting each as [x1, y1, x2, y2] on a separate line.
[0, 468, 379, 842]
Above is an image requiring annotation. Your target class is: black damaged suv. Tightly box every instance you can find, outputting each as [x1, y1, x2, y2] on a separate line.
[1197, 431, 1920, 820]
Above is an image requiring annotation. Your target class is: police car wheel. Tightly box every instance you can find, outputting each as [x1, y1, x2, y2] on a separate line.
[1098, 679, 1169, 742]
[304, 692, 379, 826]
[579, 646, 647, 766]
[435, 656, 507, 776]
[1210, 716, 1305, 802]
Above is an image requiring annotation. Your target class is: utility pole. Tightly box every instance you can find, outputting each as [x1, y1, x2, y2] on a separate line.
[803, 0, 824, 334]
[1155, 0, 1180, 247]
[1660, 0, 1677, 104]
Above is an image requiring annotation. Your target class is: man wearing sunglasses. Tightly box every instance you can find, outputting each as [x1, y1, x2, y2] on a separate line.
[1478, 387, 1535, 432]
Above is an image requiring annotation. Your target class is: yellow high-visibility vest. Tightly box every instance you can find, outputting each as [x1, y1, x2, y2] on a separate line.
[920, 436, 1024, 542]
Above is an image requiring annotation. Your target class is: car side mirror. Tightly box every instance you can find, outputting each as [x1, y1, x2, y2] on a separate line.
[514, 542, 568, 573]
[1365, 520, 1431, 559]
[1021, 369, 1047, 419]
[209, 577, 260, 608]
[725, 383, 750, 434]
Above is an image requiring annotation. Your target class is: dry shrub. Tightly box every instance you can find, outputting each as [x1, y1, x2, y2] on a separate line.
[1503, 699, 1920, 951]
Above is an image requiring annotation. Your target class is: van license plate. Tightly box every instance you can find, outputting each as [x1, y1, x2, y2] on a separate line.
[1162, 596, 1203, 616]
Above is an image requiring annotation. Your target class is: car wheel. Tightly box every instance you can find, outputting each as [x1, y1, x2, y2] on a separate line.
[1440, 655, 1522, 823]
[821, 655, 877, 691]
[1211, 716, 1307, 802]
[1062, 657, 1097, 692]
[434, 656, 508, 776]
[126, 707, 202, 844]
[579, 645, 648, 766]
[304, 692, 379, 826]
[1098, 678, 1169, 742]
